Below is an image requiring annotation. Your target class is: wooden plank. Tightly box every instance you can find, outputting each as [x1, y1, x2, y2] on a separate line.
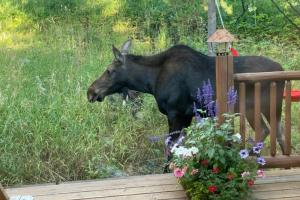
[0, 184, 9, 200]
[7, 174, 178, 196]
[270, 82, 277, 157]
[253, 181, 300, 192]
[263, 155, 300, 168]
[255, 174, 300, 185]
[234, 71, 300, 82]
[91, 191, 188, 200]
[284, 80, 292, 155]
[6, 169, 300, 200]
[263, 168, 300, 177]
[28, 184, 184, 200]
[239, 82, 246, 148]
[254, 82, 262, 142]
[252, 188, 300, 200]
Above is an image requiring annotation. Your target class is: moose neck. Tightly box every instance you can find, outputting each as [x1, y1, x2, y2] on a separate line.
[125, 55, 161, 94]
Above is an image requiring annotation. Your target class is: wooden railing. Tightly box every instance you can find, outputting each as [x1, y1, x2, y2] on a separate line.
[234, 71, 300, 168]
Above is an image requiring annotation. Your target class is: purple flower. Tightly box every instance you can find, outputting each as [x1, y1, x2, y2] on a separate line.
[227, 86, 237, 108]
[257, 157, 266, 166]
[256, 142, 264, 150]
[196, 88, 202, 103]
[239, 149, 249, 159]
[149, 136, 161, 143]
[253, 146, 261, 154]
[247, 137, 254, 145]
[165, 136, 171, 146]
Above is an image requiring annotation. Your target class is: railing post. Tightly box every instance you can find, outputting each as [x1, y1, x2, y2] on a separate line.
[239, 82, 246, 148]
[285, 81, 292, 155]
[254, 82, 262, 142]
[270, 82, 277, 157]
[215, 53, 234, 124]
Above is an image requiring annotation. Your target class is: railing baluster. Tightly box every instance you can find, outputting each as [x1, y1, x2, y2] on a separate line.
[285, 80, 292, 155]
[255, 82, 262, 142]
[239, 82, 246, 148]
[270, 82, 277, 157]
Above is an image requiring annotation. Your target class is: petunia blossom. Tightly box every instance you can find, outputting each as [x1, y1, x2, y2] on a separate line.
[257, 169, 265, 178]
[239, 149, 249, 159]
[257, 157, 266, 166]
[173, 168, 185, 178]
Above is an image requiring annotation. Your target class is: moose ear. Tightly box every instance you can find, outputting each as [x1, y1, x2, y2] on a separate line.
[112, 45, 124, 63]
[121, 39, 132, 54]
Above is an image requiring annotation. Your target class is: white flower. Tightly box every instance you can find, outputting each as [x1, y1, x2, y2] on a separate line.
[189, 147, 199, 154]
[232, 133, 242, 143]
[172, 146, 199, 157]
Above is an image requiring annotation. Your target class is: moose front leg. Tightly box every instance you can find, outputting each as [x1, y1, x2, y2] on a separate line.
[163, 112, 192, 172]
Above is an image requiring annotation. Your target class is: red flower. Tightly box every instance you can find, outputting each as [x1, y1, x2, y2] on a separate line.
[200, 159, 208, 166]
[227, 173, 234, 180]
[247, 180, 254, 187]
[212, 167, 220, 174]
[208, 185, 217, 193]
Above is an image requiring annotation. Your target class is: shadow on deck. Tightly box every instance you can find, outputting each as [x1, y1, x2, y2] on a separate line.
[3, 169, 300, 200]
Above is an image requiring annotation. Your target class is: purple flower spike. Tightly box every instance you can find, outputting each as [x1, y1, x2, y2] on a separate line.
[253, 146, 261, 154]
[257, 157, 266, 166]
[201, 80, 216, 117]
[196, 88, 202, 103]
[227, 86, 237, 108]
[149, 136, 161, 143]
[165, 136, 171, 146]
[256, 142, 264, 150]
[239, 149, 249, 159]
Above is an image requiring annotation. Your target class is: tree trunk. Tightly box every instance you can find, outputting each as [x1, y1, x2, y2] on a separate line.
[208, 0, 216, 56]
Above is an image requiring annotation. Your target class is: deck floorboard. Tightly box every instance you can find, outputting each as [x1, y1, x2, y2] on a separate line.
[5, 169, 300, 200]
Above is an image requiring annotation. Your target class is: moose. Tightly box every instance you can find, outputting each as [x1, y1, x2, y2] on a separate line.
[87, 39, 285, 154]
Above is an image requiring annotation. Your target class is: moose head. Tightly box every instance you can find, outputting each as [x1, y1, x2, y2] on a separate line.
[87, 39, 132, 103]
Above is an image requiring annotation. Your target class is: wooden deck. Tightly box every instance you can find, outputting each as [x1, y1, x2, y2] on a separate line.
[5, 168, 300, 200]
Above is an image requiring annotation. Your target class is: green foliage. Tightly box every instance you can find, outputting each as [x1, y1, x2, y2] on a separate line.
[170, 115, 260, 200]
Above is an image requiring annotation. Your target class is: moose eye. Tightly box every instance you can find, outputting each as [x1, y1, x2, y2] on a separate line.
[107, 69, 115, 76]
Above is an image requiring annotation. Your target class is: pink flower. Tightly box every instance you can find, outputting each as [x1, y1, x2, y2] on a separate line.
[173, 168, 185, 178]
[257, 169, 265, 178]
[241, 171, 250, 178]
[190, 168, 199, 175]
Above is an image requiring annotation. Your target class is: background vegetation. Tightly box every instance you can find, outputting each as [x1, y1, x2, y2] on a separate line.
[0, 0, 299, 186]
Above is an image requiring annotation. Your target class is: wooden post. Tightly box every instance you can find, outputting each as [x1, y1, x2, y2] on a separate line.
[254, 82, 262, 142]
[285, 80, 292, 155]
[0, 184, 9, 200]
[216, 53, 234, 124]
[270, 82, 277, 157]
[239, 82, 246, 148]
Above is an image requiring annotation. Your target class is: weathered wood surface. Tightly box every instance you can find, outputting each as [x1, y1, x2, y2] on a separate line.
[5, 169, 300, 200]
[234, 71, 300, 82]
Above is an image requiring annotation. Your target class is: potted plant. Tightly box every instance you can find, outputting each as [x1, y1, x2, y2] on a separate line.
[168, 80, 265, 200]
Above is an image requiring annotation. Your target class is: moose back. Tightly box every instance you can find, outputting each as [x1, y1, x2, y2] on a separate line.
[87, 40, 285, 151]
